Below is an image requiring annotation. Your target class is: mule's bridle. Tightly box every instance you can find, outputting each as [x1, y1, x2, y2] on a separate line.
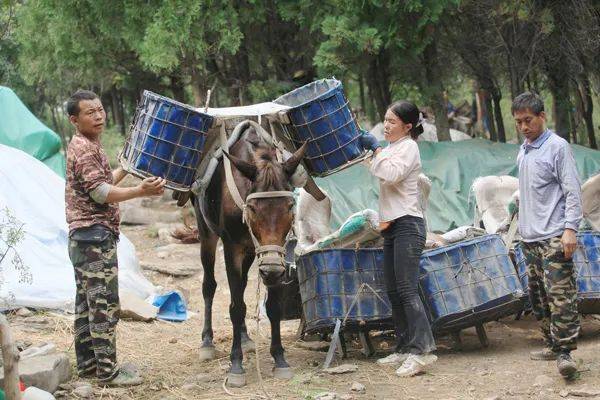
[243, 191, 295, 266]
[220, 119, 296, 264]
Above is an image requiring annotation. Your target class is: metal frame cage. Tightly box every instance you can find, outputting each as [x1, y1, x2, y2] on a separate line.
[120, 90, 214, 192]
[273, 79, 369, 177]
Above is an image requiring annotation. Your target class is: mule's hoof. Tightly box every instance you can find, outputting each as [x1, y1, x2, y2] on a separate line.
[273, 367, 294, 380]
[226, 372, 247, 388]
[241, 339, 255, 354]
[198, 345, 216, 361]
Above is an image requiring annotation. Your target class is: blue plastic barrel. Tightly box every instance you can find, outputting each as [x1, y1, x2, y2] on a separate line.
[274, 79, 367, 177]
[120, 91, 214, 191]
[419, 234, 524, 332]
[514, 231, 600, 314]
[296, 248, 391, 333]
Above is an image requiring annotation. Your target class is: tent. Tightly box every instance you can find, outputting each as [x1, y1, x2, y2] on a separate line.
[0, 86, 65, 177]
[0, 144, 155, 311]
[314, 138, 600, 233]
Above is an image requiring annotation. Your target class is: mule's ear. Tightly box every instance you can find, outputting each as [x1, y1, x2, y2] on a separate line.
[224, 151, 257, 181]
[283, 141, 308, 176]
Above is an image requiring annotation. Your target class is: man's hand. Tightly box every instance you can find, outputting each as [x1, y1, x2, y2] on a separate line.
[561, 229, 578, 260]
[138, 177, 166, 197]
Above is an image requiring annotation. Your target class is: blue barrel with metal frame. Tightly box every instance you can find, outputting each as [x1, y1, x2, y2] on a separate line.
[296, 248, 391, 333]
[273, 79, 368, 177]
[419, 234, 525, 333]
[120, 90, 214, 191]
[514, 231, 600, 314]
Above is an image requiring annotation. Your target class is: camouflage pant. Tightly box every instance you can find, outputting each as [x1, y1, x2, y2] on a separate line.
[521, 236, 579, 352]
[68, 235, 120, 381]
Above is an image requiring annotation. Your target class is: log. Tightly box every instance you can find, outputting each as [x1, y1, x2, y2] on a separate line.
[0, 313, 21, 400]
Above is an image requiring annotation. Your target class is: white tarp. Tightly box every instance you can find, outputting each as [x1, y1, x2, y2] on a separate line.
[0, 144, 156, 311]
[204, 102, 290, 118]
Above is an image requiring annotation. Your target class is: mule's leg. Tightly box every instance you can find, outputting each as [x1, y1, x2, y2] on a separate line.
[199, 233, 218, 360]
[240, 255, 255, 353]
[266, 285, 293, 379]
[224, 243, 250, 387]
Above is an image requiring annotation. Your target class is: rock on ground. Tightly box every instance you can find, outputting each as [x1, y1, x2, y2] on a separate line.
[350, 382, 366, 393]
[324, 364, 358, 375]
[0, 353, 71, 393]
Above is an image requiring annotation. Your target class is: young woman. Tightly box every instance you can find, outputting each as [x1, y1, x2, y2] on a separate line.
[360, 101, 437, 377]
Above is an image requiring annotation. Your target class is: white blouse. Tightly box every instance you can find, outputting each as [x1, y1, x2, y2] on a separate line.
[369, 136, 423, 222]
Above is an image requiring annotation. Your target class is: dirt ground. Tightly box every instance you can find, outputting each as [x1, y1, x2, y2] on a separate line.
[9, 196, 600, 400]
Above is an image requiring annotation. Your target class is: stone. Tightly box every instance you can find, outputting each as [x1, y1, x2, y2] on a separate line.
[16, 308, 34, 317]
[296, 340, 330, 352]
[533, 374, 554, 387]
[169, 337, 178, 344]
[141, 262, 200, 277]
[561, 388, 600, 397]
[158, 227, 178, 243]
[120, 199, 181, 225]
[324, 364, 358, 375]
[0, 353, 72, 393]
[485, 396, 502, 400]
[72, 383, 93, 398]
[20, 343, 56, 360]
[119, 289, 158, 321]
[350, 382, 365, 393]
[315, 393, 337, 400]
[15, 340, 32, 351]
[339, 395, 353, 400]
[182, 384, 196, 391]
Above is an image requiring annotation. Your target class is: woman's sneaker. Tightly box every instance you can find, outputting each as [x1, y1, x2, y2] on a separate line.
[396, 354, 437, 377]
[376, 352, 410, 365]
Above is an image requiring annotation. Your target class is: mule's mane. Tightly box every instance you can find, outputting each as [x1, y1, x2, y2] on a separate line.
[253, 146, 287, 191]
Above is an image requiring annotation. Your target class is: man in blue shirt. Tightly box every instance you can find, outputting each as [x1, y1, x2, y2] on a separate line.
[513, 91, 582, 378]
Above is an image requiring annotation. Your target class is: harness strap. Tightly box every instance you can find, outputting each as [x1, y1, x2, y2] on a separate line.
[220, 123, 246, 210]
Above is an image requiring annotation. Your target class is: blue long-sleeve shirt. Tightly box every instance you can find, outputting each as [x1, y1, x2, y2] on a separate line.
[517, 129, 583, 242]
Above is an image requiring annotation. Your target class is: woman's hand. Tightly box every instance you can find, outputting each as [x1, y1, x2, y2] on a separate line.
[359, 132, 381, 152]
[379, 221, 392, 232]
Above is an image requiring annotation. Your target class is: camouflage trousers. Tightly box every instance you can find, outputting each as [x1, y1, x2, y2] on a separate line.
[68, 234, 120, 381]
[521, 236, 579, 352]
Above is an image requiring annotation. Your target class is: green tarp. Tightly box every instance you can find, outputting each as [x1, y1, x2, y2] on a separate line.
[315, 139, 600, 233]
[0, 86, 65, 176]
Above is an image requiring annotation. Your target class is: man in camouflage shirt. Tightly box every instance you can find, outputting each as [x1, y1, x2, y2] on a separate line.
[65, 90, 165, 386]
[513, 92, 582, 379]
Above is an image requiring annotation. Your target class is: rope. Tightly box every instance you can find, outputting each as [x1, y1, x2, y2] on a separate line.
[253, 276, 273, 400]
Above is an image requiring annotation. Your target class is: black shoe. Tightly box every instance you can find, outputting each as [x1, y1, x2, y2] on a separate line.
[557, 352, 577, 378]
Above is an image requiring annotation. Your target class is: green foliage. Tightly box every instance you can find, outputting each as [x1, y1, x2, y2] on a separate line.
[0, 207, 32, 306]
[1, 0, 598, 148]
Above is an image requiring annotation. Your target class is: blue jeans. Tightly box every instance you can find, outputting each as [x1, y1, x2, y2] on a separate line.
[382, 215, 436, 354]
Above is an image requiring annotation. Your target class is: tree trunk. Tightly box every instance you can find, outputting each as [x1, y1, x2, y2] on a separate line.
[0, 314, 22, 400]
[169, 75, 186, 102]
[358, 73, 366, 120]
[423, 35, 450, 141]
[483, 90, 497, 141]
[580, 74, 597, 149]
[548, 77, 572, 141]
[51, 106, 69, 155]
[190, 66, 205, 107]
[111, 88, 125, 136]
[491, 90, 506, 142]
[366, 58, 388, 121]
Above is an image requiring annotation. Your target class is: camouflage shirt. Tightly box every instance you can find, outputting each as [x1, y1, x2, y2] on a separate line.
[65, 133, 120, 235]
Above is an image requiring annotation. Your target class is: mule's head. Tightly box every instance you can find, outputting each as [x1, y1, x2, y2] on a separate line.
[225, 141, 307, 287]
